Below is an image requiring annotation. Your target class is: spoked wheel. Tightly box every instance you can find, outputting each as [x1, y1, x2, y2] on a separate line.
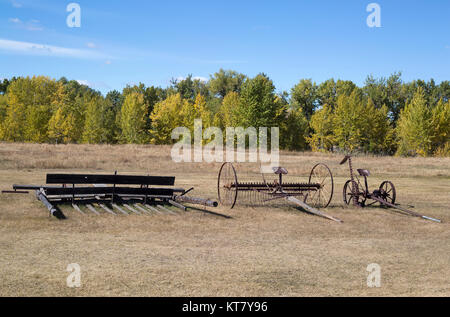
[217, 162, 238, 209]
[305, 163, 334, 208]
[343, 180, 365, 206]
[379, 181, 396, 205]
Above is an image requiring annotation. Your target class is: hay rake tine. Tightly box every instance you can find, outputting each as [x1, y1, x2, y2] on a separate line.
[134, 204, 152, 215]
[169, 200, 187, 211]
[157, 205, 177, 215]
[96, 203, 116, 215]
[145, 204, 163, 214]
[123, 204, 141, 215]
[112, 203, 129, 215]
[86, 204, 100, 215]
[72, 204, 84, 215]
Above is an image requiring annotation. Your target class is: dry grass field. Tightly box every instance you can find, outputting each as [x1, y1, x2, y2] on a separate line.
[0, 143, 449, 297]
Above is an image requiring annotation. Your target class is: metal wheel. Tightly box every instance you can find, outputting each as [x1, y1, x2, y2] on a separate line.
[379, 181, 396, 205]
[217, 162, 238, 209]
[306, 163, 334, 208]
[343, 179, 365, 206]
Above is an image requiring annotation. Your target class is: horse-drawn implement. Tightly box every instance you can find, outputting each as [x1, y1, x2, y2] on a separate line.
[340, 155, 441, 223]
[2, 173, 217, 220]
[217, 162, 342, 222]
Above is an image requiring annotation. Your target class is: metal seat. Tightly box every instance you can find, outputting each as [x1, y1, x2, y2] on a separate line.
[272, 167, 288, 175]
[357, 169, 370, 177]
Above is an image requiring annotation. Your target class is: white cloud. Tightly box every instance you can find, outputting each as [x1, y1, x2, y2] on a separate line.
[86, 42, 96, 48]
[176, 76, 208, 83]
[193, 76, 208, 82]
[0, 38, 113, 60]
[8, 18, 43, 31]
[76, 80, 111, 90]
[9, 18, 21, 23]
[76, 80, 90, 86]
[105, 60, 112, 65]
[11, 1, 23, 8]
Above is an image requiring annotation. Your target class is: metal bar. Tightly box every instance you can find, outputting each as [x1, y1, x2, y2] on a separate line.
[157, 205, 177, 215]
[371, 196, 441, 223]
[72, 204, 84, 215]
[112, 204, 129, 215]
[85, 204, 100, 215]
[123, 204, 141, 215]
[97, 203, 116, 215]
[174, 196, 218, 207]
[46, 174, 176, 186]
[145, 204, 163, 214]
[45, 187, 175, 196]
[133, 204, 152, 215]
[1, 190, 29, 194]
[168, 200, 187, 211]
[286, 196, 343, 223]
[35, 190, 66, 219]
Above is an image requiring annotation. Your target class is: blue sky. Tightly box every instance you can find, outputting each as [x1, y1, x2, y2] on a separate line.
[0, 0, 449, 94]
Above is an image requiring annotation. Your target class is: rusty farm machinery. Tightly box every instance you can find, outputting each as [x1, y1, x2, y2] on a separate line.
[340, 155, 441, 223]
[217, 162, 342, 223]
[2, 173, 218, 220]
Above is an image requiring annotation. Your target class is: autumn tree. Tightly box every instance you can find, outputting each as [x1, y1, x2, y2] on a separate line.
[82, 95, 108, 144]
[307, 104, 335, 152]
[119, 92, 148, 144]
[150, 93, 188, 144]
[430, 98, 450, 155]
[396, 88, 434, 156]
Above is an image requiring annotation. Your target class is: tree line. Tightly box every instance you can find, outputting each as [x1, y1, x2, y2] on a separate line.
[0, 70, 448, 157]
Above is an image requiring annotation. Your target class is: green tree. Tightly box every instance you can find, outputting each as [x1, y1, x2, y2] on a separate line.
[396, 88, 434, 156]
[280, 107, 309, 151]
[82, 95, 107, 144]
[208, 69, 246, 98]
[290, 79, 317, 119]
[332, 90, 366, 152]
[48, 107, 67, 143]
[150, 93, 188, 144]
[119, 92, 148, 143]
[169, 75, 209, 100]
[307, 104, 335, 152]
[213, 91, 240, 129]
[235, 74, 285, 128]
[431, 98, 450, 155]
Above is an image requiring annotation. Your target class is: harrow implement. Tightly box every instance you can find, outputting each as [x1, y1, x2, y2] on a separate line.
[2, 173, 218, 220]
[217, 162, 342, 222]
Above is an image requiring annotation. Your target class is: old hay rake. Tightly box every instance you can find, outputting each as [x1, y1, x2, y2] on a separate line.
[2, 173, 218, 220]
[340, 155, 441, 223]
[217, 162, 342, 222]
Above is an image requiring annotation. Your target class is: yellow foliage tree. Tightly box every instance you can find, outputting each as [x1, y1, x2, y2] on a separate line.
[396, 88, 434, 156]
[307, 104, 334, 152]
[150, 93, 188, 144]
[431, 99, 450, 155]
[120, 92, 148, 143]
